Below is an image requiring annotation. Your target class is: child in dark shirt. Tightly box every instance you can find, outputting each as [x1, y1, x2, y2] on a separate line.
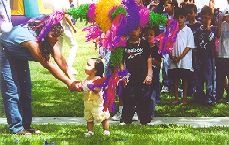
[194, 6, 216, 105]
[186, 3, 201, 101]
[121, 27, 153, 125]
[146, 26, 162, 117]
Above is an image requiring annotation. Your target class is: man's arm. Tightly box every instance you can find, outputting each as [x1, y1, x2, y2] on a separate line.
[21, 41, 75, 88]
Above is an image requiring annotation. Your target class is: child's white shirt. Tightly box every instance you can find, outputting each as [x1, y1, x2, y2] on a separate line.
[169, 25, 195, 71]
[218, 21, 229, 58]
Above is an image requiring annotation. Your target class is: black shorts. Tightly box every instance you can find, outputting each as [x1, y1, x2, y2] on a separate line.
[168, 68, 193, 81]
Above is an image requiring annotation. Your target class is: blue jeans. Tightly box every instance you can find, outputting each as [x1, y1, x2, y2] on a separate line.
[1, 49, 32, 133]
[195, 56, 216, 103]
[150, 66, 161, 117]
[162, 54, 172, 88]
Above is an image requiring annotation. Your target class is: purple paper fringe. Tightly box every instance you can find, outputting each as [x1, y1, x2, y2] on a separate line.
[36, 11, 65, 42]
[139, 7, 150, 28]
[82, 25, 102, 42]
[87, 4, 96, 23]
[124, 0, 140, 34]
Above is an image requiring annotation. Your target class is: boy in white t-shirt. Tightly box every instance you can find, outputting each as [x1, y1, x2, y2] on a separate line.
[52, 0, 78, 74]
[216, 9, 229, 102]
[168, 7, 195, 105]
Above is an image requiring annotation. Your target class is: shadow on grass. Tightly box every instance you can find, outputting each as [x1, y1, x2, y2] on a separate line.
[32, 80, 84, 117]
[156, 94, 229, 117]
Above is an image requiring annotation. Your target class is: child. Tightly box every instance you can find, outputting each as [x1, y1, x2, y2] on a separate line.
[121, 27, 153, 125]
[146, 26, 162, 117]
[216, 9, 229, 102]
[80, 58, 110, 136]
[186, 4, 201, 36]
[185, 3, 201, 101]
[148, 27, 162, 102]
[53, 1, 78, 75]
[168, 7, 195, 105]
[161, 0, 178, 93]
[194, 5, 217, 105]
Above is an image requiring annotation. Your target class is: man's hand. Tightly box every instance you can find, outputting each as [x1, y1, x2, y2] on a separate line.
[68, 81, 83, 92]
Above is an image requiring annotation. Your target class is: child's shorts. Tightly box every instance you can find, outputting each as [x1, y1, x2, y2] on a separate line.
[84, 99, 110, 123]
[168, 68, 193, 81]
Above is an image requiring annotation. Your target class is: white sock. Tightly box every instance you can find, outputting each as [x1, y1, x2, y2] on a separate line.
[119, 106, 123, 113]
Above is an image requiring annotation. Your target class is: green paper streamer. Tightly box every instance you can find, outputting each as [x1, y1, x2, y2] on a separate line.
[66, 4, 89, 23]
[109, 48, 124, 67]
[149, 11, 167, 27]
[111, 6, 127, 19]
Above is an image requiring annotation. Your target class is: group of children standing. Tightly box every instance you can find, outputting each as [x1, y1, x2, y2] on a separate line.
[77, 1, 229, 137]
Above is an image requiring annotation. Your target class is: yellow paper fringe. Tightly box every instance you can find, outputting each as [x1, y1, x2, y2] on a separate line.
[95, 0, 121, 32]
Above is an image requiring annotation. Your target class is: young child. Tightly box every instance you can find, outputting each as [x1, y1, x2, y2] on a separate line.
[216, 9, 229, 102]
[147, 26, 162, 99]
[194, 5, 217, 105]
[80, 58, 110, 136]
[186, 4, 201, 36]
[168, 7, 195, 105]
[185, 3, 201, 101]
[121, 27, 153, 125]
[146, 26, 162, 117]
[161, 0, 178, 93]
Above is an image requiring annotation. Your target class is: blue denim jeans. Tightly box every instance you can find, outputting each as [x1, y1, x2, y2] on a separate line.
[195, 56, 216, 103]
[150, 66, 161, 117]
[1, 49, 32, 133]
[162, 54, 172, 88]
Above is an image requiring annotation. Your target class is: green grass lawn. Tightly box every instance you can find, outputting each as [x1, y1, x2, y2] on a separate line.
[1, 22, 229, 118]
[1, 124, 229, 145]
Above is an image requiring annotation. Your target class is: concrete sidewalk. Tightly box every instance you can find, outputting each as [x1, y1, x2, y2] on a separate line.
[1, 117, 229, 128]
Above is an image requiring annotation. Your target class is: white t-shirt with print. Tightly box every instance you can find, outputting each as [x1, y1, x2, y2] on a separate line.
[169, 25, 195, 71]
[218, 21, 229, 58]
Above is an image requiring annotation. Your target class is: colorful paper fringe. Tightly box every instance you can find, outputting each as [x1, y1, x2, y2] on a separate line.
[83, 25, 102, 42]
[87, 4, 96, 23]
[139, 7, 150, 28]
[95, 0, 122, 32]
[111, 6, 127, 19]
[35, 10, 65, 42]
[109, 47, 124, 67]
[87, 69, 129, 112]
[100, 14, 127, 50]
[149, 11, 167, 27]
[66, 4, 89, 22]
[124, 0, 140, 34]
[153, 18, 179, 54]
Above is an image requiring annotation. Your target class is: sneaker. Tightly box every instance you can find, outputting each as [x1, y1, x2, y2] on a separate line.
[103, 130, 110, 136]
[16, 129, 32, 135]
[120, 122, 126, 125]
[161, 86, 169, 93]
[84, 131, 94, 137]
[111, 112, 121, 121]
[132, 113, 138, 121]
[178, 88, 183, 97]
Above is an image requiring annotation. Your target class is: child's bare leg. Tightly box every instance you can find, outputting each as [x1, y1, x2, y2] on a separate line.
[87, 121, 94, 132]
[182, 79, 188, 104]
[102, 119, 110, 135]
[102, 119, 109, 131]
[174, 79, 179, 103]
